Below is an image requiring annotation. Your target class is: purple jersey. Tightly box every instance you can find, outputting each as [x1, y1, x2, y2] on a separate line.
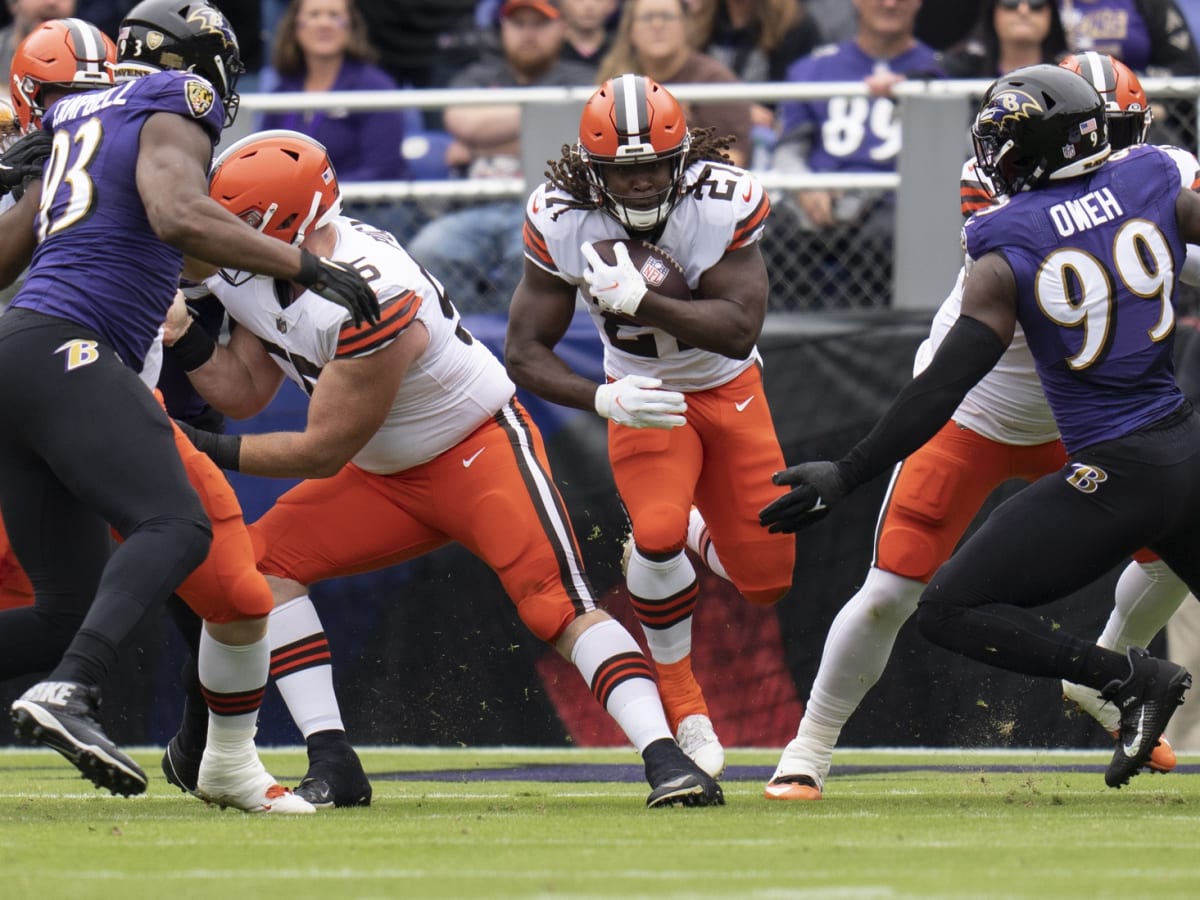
[777, 40, 943, 174]
[11, 71, 224, 371]
[963, 144, 1187, 453]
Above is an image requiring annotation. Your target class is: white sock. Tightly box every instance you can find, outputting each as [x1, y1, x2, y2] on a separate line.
[625, 547, 697, 664]
[269, 596, 344, 738]
[570, 619, 672, 752]
[198, 628, 267, 753]
[1098, 559, 1190, 651]
[686, 507, 729, 581]
[778, 568, 924, 781]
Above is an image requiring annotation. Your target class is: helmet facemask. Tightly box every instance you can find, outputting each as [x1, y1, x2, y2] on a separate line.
[580, 134, 690, 232]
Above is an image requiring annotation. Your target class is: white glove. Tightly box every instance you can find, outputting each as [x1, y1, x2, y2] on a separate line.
[594, 375, 687, 429]
[581, 241, 647, 316]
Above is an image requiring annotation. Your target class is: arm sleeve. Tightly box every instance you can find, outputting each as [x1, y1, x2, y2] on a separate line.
[839, 315, 1007, 487]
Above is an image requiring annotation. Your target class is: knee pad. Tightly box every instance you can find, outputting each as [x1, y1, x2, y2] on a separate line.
[877, 526, 944, 583]
[515, 590, 575, 644]
[742, 584, 790, 607]
[631, 501, 689, 555]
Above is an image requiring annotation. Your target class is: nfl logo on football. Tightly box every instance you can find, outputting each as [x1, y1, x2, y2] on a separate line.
[640, 257, 669, 287]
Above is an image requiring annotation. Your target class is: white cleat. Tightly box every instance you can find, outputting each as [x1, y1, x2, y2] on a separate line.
[675, 714, 725, 779]
[1062, 678, 1120, 733]
[197, 749, 315, 814]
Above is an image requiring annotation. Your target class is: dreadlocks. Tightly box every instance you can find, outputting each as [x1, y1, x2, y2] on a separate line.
[545, 126, 738, 219]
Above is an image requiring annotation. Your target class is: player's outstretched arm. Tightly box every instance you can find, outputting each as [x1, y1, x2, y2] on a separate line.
[760, 258, 1014, 534]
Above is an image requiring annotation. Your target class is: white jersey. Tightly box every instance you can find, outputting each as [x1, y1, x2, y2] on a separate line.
[524, 159, 768, 392]
[929, 143, 1200, 446]
[204, 216, 514, 474]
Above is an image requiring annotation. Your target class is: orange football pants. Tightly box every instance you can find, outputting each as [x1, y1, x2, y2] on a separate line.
[249, 400, 593, 644]
[877, 421, 1161, 580]
[875, 422, 1069, 582]
[609, 365, 794, 606]
[166, 416, 274, 622]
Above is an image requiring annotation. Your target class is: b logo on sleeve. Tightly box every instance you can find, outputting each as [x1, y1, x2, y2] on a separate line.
[185, 79, 215, 119]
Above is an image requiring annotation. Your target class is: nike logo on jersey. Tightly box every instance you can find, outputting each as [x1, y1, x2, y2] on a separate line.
[55, 339, 100, 371]
[742, 185, 753, 202]
[462, 448, 486, 468]
[532, 198, 540, 214]
[734, 396, 755, 412]
[1123, 708, 1146, 758]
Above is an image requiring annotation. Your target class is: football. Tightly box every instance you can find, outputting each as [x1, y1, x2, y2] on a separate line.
[589, 239, 692, 301]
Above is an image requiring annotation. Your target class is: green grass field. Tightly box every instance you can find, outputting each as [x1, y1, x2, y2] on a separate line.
[0, 746, 1197, 899]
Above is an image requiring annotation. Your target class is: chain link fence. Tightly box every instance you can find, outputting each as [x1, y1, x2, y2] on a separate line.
[241, 79, 1200, 315]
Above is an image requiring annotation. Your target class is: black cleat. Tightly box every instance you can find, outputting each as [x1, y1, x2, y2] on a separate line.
[293, 734, 372, 808]
[643, 737, 724, 809]
[161, 734, 202, 797]
[11, 681, 147, 797]
[1101, 647, 1192, 788]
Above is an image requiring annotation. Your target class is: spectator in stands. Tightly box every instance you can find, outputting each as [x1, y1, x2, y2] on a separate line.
[405, 0, 593, 313]
[772, 0, 943, 308]
[804, 0, 856, 43]
[596, 0, 753, 166]
[688, 0, 822, 152]
[913, 0, 986, 49]
[355, 0, 485, 92]
[1056, 0, 1200, 145]
[1056, 0, 1199, 73]
[0, 0, 73, 81]
[259, 0, 407, 183]
[558, 0, 618, 70]
[941, 0, 1070, 79]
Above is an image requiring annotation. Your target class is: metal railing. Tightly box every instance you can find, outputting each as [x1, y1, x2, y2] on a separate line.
[232, 78, 1200, 312]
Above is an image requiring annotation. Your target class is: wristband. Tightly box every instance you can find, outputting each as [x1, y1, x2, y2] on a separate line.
[165, 319, 217, 372]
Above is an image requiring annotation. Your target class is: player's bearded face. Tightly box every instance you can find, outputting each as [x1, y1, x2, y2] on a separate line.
[596, 159, 674, 211]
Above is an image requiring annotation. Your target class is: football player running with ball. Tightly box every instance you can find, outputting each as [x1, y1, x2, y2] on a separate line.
[505, 74, 796, 779]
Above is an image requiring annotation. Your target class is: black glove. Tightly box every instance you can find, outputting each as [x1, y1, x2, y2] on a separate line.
[758, 460, 851, 534]
[174, 419, 242, 472]
[297, 249, 381, 328]
[0, 128, 51, 199]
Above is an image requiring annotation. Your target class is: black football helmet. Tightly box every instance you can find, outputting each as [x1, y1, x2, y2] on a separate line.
[972, 64, 1110, 197]
[116, 0, 244, 127]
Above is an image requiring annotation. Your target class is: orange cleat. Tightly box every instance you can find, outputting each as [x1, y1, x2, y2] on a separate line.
[763, 775, 822, 801]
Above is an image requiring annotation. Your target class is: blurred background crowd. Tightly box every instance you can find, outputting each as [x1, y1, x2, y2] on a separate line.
[6, 0, 1200, 314]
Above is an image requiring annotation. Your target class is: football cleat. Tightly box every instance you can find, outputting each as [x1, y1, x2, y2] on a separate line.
[764, 774, 823, 801]
[11, 681, 147, 796]
[294, 754, 372, 809]
[196, 747, 315, 814]
[642, 737, 724, 808]
[161, 733, 202, 796]
[675, 714, 725, 779]
[1101, 647, 1191, 788]
[1062, 676, 1177, 772]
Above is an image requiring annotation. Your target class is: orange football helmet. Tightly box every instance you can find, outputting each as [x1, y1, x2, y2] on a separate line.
[577, 74, 691, 232]
[10, 18, 116, 133]
[209, 130, 343, 251]
[1059, 52, 1151, 150]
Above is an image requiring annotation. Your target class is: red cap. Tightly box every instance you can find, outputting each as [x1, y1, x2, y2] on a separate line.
[501, 0, 560, 19]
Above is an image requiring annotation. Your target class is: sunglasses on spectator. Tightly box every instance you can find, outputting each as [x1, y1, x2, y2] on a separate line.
[997, 0, 1049, 10]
